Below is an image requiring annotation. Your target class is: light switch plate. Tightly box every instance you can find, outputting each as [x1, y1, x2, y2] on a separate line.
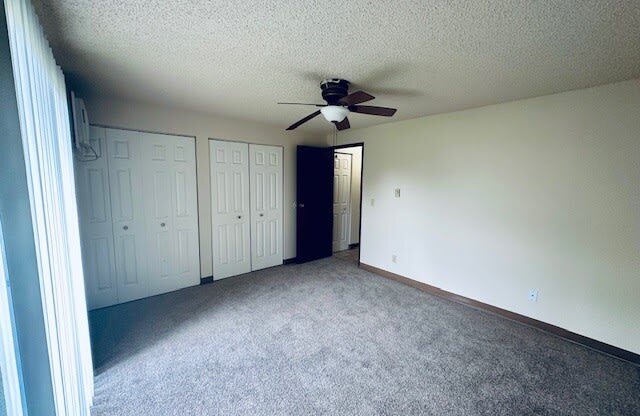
[395, 188, 401, 198]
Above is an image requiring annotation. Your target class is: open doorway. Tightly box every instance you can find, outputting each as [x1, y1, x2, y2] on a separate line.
[331, 143, 363, 265]
[295, 142, 363, 265]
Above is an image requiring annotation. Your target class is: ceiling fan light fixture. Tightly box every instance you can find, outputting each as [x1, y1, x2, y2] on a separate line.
[320, 105, 349, 123]
[282, 80, 397, 130]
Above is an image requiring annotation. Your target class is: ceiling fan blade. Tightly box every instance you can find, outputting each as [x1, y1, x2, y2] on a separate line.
[339, 90, 375, 106]
[349, 105, 397, 117]
[334, 117, 350, 131]
[278, 102, 326, 107]
[286, 110, 321, 130]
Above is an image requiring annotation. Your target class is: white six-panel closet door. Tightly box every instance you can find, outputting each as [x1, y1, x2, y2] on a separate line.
[210, 140, 252, 279]
[77, 127, 200, 309]
[249, 144, 284, 271]
[169, 136, 200, 290]
[75, 126, 118, 309]
[106, 128, 149, 303]
[141, 132, 199, 296]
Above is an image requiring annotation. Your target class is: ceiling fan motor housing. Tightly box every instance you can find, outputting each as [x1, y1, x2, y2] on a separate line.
[320, 79, 350, 105]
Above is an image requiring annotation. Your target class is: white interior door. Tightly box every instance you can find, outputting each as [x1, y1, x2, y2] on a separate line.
[142, 132, 199, 296]
[74, 126, 118, 309]
[210, 140, 251, 279]
[168, 136, 200, 290]
[332, 152, 352, 252]
[249, 144, 283, 271]
[107, 128, 149, 303]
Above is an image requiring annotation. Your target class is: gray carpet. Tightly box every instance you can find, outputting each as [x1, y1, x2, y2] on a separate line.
[89, 257, 640, 416]
[333, 247, 360, 263]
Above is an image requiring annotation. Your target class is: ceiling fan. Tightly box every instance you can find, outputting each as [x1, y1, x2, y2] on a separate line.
[279, 79, 397, 131]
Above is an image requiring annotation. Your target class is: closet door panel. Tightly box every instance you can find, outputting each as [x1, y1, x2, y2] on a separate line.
[249, 144, 283, 271]
[75, 126, 118, 309]
[106, 128, 148, 303]
[210, 140, 251, 279]
[142, 133, 175, 296]
[142, 133, 200, 296]
[168, 137, 199, 289]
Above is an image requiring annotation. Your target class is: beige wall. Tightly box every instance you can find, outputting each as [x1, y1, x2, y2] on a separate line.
[85, 97, 326, 278]
[334, 79, 640, 354]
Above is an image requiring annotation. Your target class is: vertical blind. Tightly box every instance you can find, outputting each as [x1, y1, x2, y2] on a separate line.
[0, 223, 22, 416]
[4, 0, 94, 414]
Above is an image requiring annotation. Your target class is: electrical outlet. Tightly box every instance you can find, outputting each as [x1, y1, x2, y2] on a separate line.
[392, 254, 397, 263]
[528, 289, 538, 302]
[394, 188, 401, 198]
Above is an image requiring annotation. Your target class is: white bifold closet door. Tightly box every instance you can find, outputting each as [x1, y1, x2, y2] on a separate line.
[210, 140, 283, 280]
[107, 128, 150, 303]
[141, 132, 200, 297]
[76, 126, 199, 309]
[210, 140, 252, 279]
[74, 127, 118, 307]
[249, 144, 284, 270]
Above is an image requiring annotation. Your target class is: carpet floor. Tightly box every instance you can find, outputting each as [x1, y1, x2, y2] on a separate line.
[89, 256, 640, 415]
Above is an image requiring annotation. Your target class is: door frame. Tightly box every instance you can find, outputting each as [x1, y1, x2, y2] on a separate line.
[330, 142, 364, 266]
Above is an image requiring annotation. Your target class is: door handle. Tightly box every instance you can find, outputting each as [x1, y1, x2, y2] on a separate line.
[160, 222, 166, 227]
[123, 225, 129, 230]
[259, 213, 264, 217]
[237, 215, 242, 219]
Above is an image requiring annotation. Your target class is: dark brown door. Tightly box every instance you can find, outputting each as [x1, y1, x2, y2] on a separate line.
[296, 146, 333, 263]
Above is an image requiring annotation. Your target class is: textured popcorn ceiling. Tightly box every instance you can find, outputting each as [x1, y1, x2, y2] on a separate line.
[34, 0, 640, 134]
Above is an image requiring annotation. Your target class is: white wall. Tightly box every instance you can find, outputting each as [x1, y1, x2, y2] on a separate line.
[334, 79, 640, 354]
[85, 97, 326, 278]
[335, 146, 362, 245]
